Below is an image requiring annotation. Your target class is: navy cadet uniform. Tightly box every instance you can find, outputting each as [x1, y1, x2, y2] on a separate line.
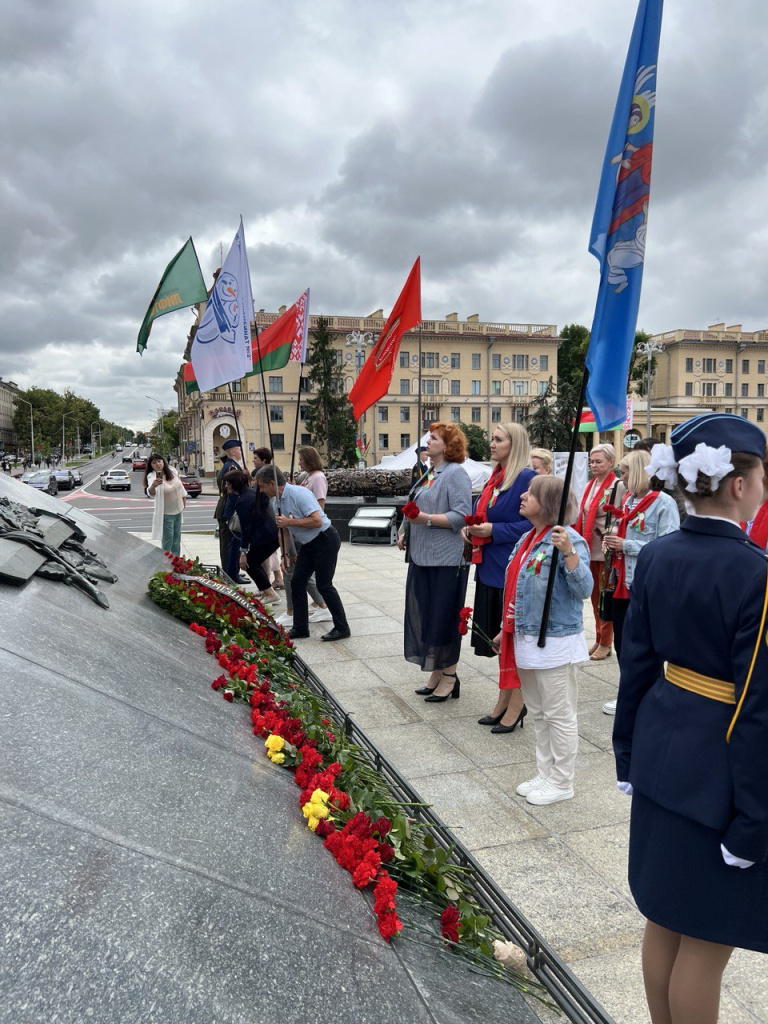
[214, 439, 243, 572]
[613, 414, 768, 953]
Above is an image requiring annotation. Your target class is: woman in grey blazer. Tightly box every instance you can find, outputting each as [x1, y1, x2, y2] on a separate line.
[398, 422, 473, 700]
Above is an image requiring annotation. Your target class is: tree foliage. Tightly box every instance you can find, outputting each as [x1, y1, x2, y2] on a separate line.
[458, 422, 490, 461]
[303, 317, 357, 467]
[10, 387, 132, 457]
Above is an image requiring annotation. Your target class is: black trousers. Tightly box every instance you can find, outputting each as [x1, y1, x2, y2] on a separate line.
[291, 527, 348, 633]
[612, 596, 630, 664]
[245, 539, 280, 591]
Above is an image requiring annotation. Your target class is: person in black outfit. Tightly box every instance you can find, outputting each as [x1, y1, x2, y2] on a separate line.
[214, 439, 243, 570]
[410, 447, 429, 490]
[225, 470, 279, 594]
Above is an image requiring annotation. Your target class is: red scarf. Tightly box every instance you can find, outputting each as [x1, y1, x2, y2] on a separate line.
[577, 475, 616, 552]
[747, 501, 768, 550]
[498, 527, 550, 689]
[611, 491, 660, 599]
[471, 463, 505, 564]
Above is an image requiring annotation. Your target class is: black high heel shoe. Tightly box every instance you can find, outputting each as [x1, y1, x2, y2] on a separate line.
[477, 711, 505, 726]
[424, 672, 461, 703]
[490, 705, 527, 734]
[414, 683, 438, 695]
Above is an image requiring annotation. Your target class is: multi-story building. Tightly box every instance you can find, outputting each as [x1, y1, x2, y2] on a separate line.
[648, 322, 768, 441]
[175, 311, 560, 474]
[0, 377, 20, 451]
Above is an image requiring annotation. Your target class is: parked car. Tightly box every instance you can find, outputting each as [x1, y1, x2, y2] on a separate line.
[26, 470, 58, 496]
[101, 469, 131, 491]
[70, 468, 83, 486]
[20, 470, 37, 483]
[179, 474, 202, 499]
[132, 456, 147, 471]
[52, 468, 76, 490]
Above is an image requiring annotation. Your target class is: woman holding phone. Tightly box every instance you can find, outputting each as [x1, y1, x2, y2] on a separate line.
[143, 453, 187, 556]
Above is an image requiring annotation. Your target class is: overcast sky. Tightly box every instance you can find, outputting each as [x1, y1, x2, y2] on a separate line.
[2, 0, 767, 430]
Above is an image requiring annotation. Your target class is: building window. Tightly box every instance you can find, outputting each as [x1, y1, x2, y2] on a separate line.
[450, 380, 460, 395]
[725, 383, 733, 397]
[379, 433, 389, 449]
[685, 382, 693, 397]
[333, 349, 344, 366]
[741, 383, 749, 398]
[685, 358, 694, 372]
[472, 353, 481, 370]
[741, 408, 749, 419]
[423, 407, 438, 423]
[759, 384, 765, 398]
[421, 379, 439, 395]
[299, 406, 308, 420]
[399, 351, 410, 368]
[724, 408, 733, 414]
[513, 380, 528, 396]
[378, 407, 388, 422]
[703, 358, 715, 373]
[540, 355, 549, 371]
[272, 434, 285, 450]
[471, 380, 481, 395]
[232, 380, 242, 392]
[491, 407, 502, 422]
[301, 433, 311, 445]
[400, 433, 410, 449]
[539, 380, 549, 395]
[515, 354, 529, 371]
[400, 406, 410, 422]
[451, 353, 461, 369]
[742, 359, 750, 374]
[758, 409, 765, 422]
[725, 359, 733, 373]
[268, 376, 283, 393]
[492, 353, 501, 370]
[299, 377, 310, 392]
[270, 405, 284, 421]
[400, 379, 410, 395]
[471, 407, 481, 423]
[491, 380, 501, 396]
[759, 360, 766, 375]
[421, 351, 439, 368]
[450, 407, 461, 422]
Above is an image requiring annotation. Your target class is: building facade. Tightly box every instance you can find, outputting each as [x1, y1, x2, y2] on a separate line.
[0, 378, 20, 451]
[648, 322, 768, 441]
[175, 311, 560, 474]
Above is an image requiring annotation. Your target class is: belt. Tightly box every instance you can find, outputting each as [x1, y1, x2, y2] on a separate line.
[666, 663, 736, 705]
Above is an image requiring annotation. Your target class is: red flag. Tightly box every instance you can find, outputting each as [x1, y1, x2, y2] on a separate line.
[349, 258, 421, 420]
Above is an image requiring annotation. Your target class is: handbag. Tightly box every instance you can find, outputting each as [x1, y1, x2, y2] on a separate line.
[597, 481, 621, 622]
[228, 511, 241, 536]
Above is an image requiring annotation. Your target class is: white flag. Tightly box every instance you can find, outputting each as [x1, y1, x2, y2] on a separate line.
[191, 218, 254, 392]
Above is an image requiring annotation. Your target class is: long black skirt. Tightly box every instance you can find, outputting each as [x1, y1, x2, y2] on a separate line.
[470, 578, 504, 658]
[404, 563, 470, 672]
[629, 792, 768, 952]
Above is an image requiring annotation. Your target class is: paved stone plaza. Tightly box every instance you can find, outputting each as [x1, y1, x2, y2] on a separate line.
[174, 530, 767, 1024]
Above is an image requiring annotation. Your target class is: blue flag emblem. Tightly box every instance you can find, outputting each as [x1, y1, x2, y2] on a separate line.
[586, 0, 663, 432]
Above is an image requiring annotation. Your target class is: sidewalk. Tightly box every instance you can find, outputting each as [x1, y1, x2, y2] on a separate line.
[145, 531, 766, 1024]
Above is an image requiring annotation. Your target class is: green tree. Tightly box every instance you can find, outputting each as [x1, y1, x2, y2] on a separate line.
[528, 377, 573, 450]
[458, 422, 490, 461]
[558, 324, 590, 393]
[304, 317, 357, 466]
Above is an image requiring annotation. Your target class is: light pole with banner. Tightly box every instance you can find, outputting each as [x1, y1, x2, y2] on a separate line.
[636, 340, 663, 436]
[346, 330, 375, 465]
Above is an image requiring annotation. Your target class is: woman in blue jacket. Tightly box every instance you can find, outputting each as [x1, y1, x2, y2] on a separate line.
[463, 423, 535, 732]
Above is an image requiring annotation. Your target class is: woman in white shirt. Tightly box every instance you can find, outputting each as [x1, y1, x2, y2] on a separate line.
[144, 454, 187, 555]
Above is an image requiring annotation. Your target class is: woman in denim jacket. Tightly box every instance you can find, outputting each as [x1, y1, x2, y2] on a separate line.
[493, 475, 592, 806]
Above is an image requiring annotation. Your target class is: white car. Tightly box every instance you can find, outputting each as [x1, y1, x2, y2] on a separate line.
[100, 469, 131, 491]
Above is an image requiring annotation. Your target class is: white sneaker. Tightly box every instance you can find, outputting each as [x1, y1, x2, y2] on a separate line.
[603, 699, 617, 715]
[526, 780, 574, 806]
[516, 775, 548, 798]
[309, 607, 333, 623]
[275, 613, 293, 627]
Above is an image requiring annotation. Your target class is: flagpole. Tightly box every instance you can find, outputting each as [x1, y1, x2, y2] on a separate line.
[227, 383, 244, 454]
[417, 322, 423, 443]
[289, 365, 304, 479]
[537, 368, 589, 647]
[253, 324, 282, 516]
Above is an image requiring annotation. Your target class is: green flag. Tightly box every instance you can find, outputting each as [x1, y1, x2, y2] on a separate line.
[136, 238, 209, 354]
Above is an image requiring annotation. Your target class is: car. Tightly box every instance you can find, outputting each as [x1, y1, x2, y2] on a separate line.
[52, 468, 76, 490]
[132, 456, 147, 471]
[20, 470, 37, 483]
[70, 467, 83, 486]
[26, 470, 58, 496]
[101, 469, 131, 491]
[122, 452, 132, 463]
[179, 474, 202, 499]
[115, 445, 123, 451]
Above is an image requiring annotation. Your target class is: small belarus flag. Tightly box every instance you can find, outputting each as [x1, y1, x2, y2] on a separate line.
[573, 409, 599, 433]
[249, 288, 310, 375]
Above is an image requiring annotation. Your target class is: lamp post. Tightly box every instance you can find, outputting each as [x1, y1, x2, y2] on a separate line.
[145, 395, 165, 438]
[61, 412, 78, 465]
[15, 396, 35, 465]
[90, 420, 101, 455]
[636, 341, 663, 436]
[346, 330, 375, 463]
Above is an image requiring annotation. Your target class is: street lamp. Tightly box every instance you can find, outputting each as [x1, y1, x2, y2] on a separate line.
[90, 420, 101, 454]
[345, 331, 375, 461]
[15, 396, 35, 465]
[145, 395, 164, 437]
[61, 412, 78, 465]
[636, 341, 663, 436]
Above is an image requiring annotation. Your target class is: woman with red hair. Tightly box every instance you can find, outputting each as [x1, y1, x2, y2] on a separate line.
[398, 423, 473, 700]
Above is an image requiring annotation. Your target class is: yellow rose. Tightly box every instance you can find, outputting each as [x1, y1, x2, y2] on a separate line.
[307, 816, 319, 832]
[302, 802, 314, 819]
[269, 752, 285, 765]
[311, 788, 330, 805]
[265, 735, 285, 753]
[310, 802, 329, 819]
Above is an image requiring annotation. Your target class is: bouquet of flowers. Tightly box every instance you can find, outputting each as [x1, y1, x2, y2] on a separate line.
[402, 501, 420, 520]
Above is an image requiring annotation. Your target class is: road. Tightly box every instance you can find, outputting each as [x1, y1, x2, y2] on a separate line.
[60, 450, 217, 534]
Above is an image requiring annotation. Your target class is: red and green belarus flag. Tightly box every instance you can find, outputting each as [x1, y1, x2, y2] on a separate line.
[183, 288, 309, 393]
[574, 409, 600, 433]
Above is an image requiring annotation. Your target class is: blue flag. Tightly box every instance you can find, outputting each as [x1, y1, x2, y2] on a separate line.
[585, 0, 663, 432]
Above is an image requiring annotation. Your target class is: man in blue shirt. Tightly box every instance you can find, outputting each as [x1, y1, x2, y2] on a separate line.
[255, 466, 350, 642]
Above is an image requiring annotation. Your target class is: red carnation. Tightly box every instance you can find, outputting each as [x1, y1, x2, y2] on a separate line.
[402, 501, 420, 520]
[459, 606, 472, 621]
[372, 817, 392, 837]
[458, 621, 469, 636]
[222, 691, 234, 703]
[440, 905, 460, 944]
[315, 819, 336, 839]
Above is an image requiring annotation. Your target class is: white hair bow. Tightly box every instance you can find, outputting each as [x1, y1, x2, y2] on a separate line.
[645, 443, 678, 488]
[677, 443, 734, 494]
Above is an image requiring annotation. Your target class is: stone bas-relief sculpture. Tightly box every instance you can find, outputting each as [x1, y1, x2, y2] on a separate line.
[0, 497, 117, 608]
